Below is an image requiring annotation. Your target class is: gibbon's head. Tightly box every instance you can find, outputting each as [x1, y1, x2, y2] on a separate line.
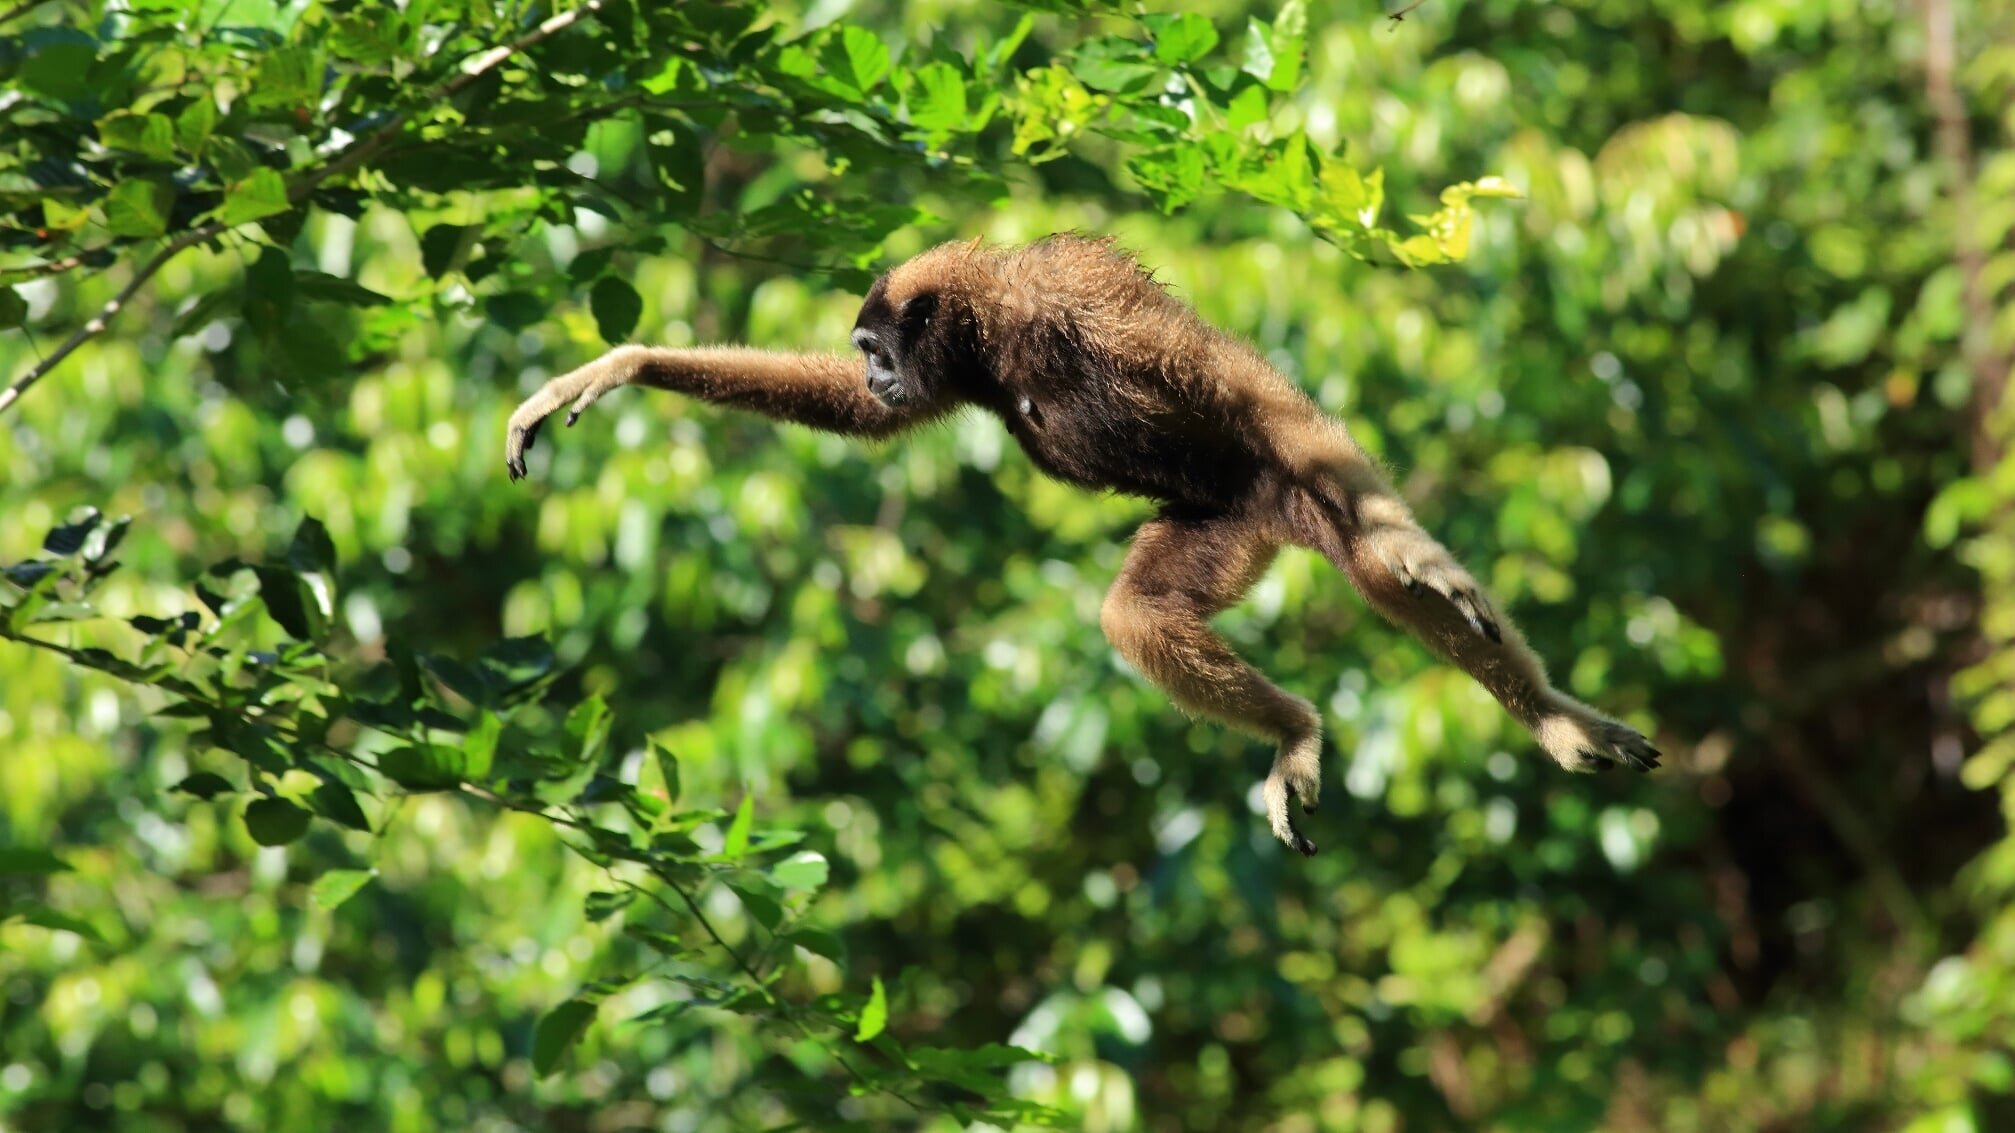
[851, 245, 985, 409]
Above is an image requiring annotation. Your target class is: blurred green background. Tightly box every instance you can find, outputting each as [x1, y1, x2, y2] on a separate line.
[3, 0, 2013, 1130]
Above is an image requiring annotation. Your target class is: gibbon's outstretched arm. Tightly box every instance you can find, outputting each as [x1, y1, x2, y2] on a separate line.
[505, 344, 928, 480]
[505, 235, 1659, 858]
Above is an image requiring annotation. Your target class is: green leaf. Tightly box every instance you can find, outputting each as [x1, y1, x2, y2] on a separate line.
[907, 62, 968, 132]
[651, 741, 681, 806]
[378, 745, 463, 791]
[1129, 147, 1207, 212]
[9, 905, 105, 943]
[773, 850, 829, 892]
[722, 793, 754, 858]
[173, 772, 235, 799]
[0, 848, 72, 875]
[532, 999, 597, 1076]
[206, 137, 259, 182]
[18, 41, 96, 101]
[565, 694, 612, 765]
[309, 869, 374, 910]
[421, 224, 469, 278]
[292, 271, 390, 306]
[41, 198, 90, 234]
[462, 711, 501, 781]
[1149, 13, 1219, 64]
[728, 880, 783, 929]
[244, 798, 311, 846]
[250, 46, 321, 111]
[831, 25, 892, 96]
[309, 777, 371, 832]
[856, 976, 887, 1042]
[475, 637, 554, 706]
[1225, 83, 1269, 131]
[177, 96, 217, 155]
[785, 926, 846, 963]
[254, 565, 325, 641]
[485, 291, 544, 330]
[589, 276, 642, 344]
[218, 168, 292, 227]
[0, 286, 25, 326]
[1241, 8, 1305, 92]
[1070, 36, 1159, 92]
[43, 509, 101, 556]
[98, 112, 177, 160]
[583, 890, 636, 922]
[640, 56, 694, 95]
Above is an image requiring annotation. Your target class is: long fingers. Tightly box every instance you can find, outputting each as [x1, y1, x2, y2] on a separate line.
[505, 369, 604, 481]
[505, 414, 543, 481]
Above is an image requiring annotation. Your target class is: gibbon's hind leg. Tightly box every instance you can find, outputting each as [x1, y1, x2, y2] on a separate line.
[1284, 461, 1661, 775]
[1100, 508, 1325, 856]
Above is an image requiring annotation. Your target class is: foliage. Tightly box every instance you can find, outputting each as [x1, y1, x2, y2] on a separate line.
[2, 0, 2013, 1130]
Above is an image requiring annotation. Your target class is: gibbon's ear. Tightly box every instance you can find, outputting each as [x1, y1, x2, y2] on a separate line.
[900, 292, 938, 333]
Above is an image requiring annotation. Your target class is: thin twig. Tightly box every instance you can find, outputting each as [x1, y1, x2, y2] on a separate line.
[1, 252, 90, 282]
[0, 0, 608, 418]
[1387, 0, 1430, 24]
[0, 225, 222, 417]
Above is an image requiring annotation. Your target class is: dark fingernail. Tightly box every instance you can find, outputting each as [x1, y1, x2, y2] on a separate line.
[1298, 837, 1318, 857]
[1483, 621, 1502, 643]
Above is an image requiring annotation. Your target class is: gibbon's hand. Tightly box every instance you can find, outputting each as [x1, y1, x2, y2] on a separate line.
[504, 355, 630, 481]
[1359, 523, 1502, 643]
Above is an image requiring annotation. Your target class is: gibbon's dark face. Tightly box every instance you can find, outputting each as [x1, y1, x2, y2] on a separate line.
[852, 275, 948, 409]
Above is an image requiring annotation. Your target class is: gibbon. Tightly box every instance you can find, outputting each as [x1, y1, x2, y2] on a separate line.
[504, 235, 1659, 855]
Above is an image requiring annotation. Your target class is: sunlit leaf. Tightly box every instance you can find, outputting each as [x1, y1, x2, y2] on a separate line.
[855, 976, 887, 1042]
[310, 869, 374, 910]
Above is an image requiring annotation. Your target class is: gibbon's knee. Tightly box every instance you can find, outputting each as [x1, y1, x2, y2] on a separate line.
[1098, 586, 1163, 670]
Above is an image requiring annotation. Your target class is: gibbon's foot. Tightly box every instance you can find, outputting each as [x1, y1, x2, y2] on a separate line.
[1533, 699, 1662, 774]
[1262, 733, 1323, 856]
[1363, 526, 1502, 643]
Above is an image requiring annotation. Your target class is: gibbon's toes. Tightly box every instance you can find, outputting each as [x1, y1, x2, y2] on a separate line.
[1606, 724, 1662, 773]
[1573, 722, 1661, 774]
[1448, 587, 1501, 643]
[1262, 774, 1320, 858]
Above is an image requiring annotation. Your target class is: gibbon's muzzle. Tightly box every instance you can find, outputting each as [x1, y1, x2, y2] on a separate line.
[853, 328, 902, 404]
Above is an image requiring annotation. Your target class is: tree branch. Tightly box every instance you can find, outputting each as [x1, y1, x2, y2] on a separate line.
[0, 224, 223, 418]
[0, 0, 56, 27]
[0, 0, 608, 419]
[1387, 0, 1431, 25]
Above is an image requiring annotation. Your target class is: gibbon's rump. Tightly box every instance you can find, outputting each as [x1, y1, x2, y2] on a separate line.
[505, 235, 1659, 856]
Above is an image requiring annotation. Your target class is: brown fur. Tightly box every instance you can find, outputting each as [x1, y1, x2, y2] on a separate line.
[505, 235, 1660, 856]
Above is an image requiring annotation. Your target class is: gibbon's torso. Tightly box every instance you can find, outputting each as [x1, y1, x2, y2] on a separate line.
[956, 236, 1308, 509]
